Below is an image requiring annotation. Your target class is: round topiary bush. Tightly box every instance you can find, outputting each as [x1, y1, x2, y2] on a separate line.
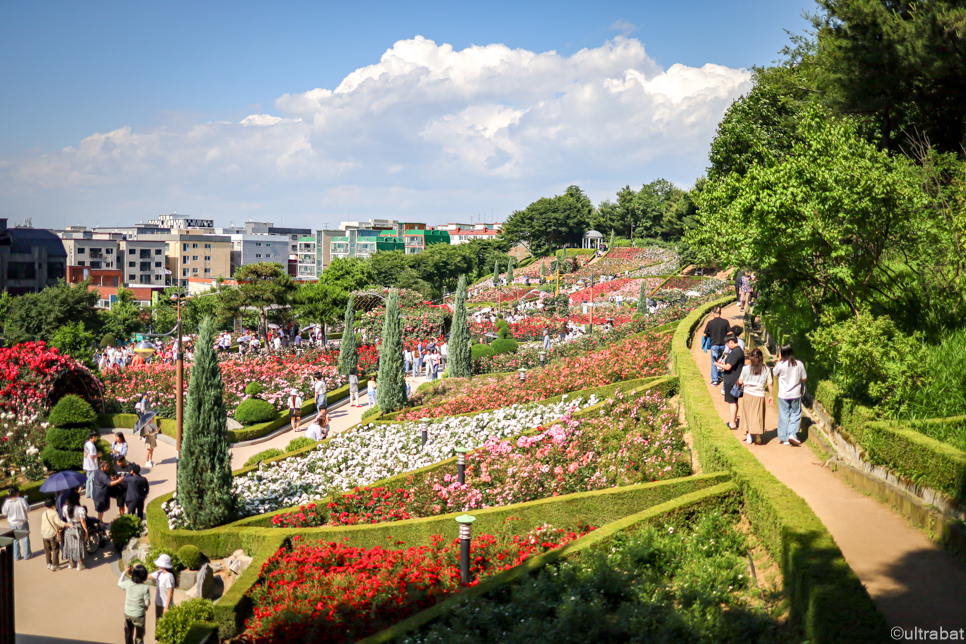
[41, 444, 84, 471]
[99, 334, 117, 349]
[244, 382, 264, 397]
[471, 344, 496, 360]
[48, 394, 96, 428]
[177, 544, 203, 570]
[497, 325, 512, 340]
[110, 514, 142, 551]
[156, 598, 215, 644]
[490, 338, 519, 355]
[244, 448, 284, 467]
[234, 398, 279, 426]
[44, 425, 90, 452]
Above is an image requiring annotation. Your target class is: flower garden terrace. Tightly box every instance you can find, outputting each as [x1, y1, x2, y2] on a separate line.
[144, 296, 890, 644]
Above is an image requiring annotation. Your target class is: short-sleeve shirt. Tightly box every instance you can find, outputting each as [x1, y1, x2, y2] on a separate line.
[722, 346, 745, 386]
[704, 317, 731, 346]
[773, 360, 807, 399]
[83, 441, 98, 472]
[314, 380, 327, 408]
[740, 364, 773, 397]
[92, 470, 113, 503]
[151, 570, 176, 607]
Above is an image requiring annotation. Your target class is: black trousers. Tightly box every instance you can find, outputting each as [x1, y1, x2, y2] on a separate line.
[126, 500, 144, 521]
[124, 614, 145, 644]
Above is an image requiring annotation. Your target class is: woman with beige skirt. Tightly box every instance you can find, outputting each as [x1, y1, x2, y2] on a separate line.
[738, 348, 773, 445]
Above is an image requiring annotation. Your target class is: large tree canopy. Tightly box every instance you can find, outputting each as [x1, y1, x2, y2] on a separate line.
[501, 185, 593, 254]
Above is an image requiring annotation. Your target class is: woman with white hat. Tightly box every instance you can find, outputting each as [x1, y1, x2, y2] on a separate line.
[288, 388, 303, 432]
[150, 553, 176, 625]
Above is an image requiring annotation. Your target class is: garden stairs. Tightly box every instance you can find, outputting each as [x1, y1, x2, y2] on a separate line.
[692, 303, 966, 633]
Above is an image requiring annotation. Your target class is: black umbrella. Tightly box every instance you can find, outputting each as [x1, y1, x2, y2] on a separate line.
[134, 410, 158, 436]
[39, 470, 87, 494]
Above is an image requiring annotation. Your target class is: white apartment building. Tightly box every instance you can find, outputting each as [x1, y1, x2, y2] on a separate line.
[228, 233, 290, 275]
[148, 213, 214, 229]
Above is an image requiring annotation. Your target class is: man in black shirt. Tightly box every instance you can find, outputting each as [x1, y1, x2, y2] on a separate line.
[703, 306, 732, 386]
[125, 464, 150, 521]
[734, 270, 744, 306]
[716, 334, 746, 430]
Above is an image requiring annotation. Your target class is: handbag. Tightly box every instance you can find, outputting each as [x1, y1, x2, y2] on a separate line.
[729, 383, 743, 399]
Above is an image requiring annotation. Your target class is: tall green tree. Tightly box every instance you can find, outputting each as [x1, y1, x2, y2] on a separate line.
[99, 287, 145, 341]
[293, 281, 349, 340]
[449, 275, 472, 378]
[376, 289, 407, 412]
[338, 295, 358, 376]
[50, 321, 96, 369]
[501, 186, 593, 255]
[492, 258, 499, 287]
[219, 262, 296, 341]
[506, 257, 514, 284]
[3, 280, 100, 345]
[177, 317, 236, 529]
[637, 280, 648, 315]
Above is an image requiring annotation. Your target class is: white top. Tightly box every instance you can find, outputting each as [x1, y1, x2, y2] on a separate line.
[440, 343, 448, 356]
[83, 440, 98, 472]
[367, 380, 376, 392]
[773, 360, 807, 399]
[305, 421, 324, 441]
[63, 504, 87, 526]
[739, 365, 773, 397]
[289, 395, 304, 409]
[151, 570, 176, 607]
[313, 379, 326, 399]
[1, 496, 29, 524]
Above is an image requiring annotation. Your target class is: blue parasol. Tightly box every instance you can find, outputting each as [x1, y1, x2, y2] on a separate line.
[39, 469, 87, 494]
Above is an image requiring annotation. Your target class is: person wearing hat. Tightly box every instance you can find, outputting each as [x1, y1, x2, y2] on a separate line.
[288, 388, 304, 432]
[312, 372, 328, 428]
[150, 553, 176, 624]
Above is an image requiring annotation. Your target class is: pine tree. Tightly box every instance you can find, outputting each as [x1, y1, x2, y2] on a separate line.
[449, 274, 472, 378]
[609, 229, 615, 248]
[506, 257, 514, 284]
[637, 280, 647, 315]
[177, 317, 236, 529]
[492, 258, 500, 287]
[376, 288, 407, 412]
[540, 259, 547, 279]
[338, 295, 358, 376]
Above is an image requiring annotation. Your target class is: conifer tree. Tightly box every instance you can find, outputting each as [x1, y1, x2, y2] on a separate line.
[177, 317, 236, 529]
[449, 274, 472, 378]
[506, 257, 514, 284]
[338, 295, 358, 376]
[492, 258, 499, 287]
[540, 260, 547, 279]
[637, 280, 647, 315]
[376, 288, 407, 412]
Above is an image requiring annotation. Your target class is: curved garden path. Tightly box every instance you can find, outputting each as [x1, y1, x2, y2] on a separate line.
[691, 303, 966, 634]
[13, 375, 410, 644]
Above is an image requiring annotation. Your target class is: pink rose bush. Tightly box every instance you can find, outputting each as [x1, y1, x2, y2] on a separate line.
[0, 342, 101, 418]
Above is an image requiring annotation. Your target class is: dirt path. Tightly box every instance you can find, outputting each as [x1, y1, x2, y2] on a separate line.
[691, 303, 966, 633]
[15, 386, 383, 644]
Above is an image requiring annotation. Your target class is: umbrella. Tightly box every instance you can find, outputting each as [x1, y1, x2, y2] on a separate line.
[134, 410, 158, 435]
[268, 323, 280, 329]
[40, 470, 87, 494]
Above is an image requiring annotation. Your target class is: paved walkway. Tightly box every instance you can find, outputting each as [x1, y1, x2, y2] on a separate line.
[12, 379, 403, 644]
[692, 303, 966, 633]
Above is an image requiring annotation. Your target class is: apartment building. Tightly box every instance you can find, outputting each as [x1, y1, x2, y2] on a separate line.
[218, 221, 311, 259]
[297, 236, 317, 280]
[403, 229, 450, 254]
[328, 228, 405, 262]
[59, 228, 119, 270]
[227, 233, 289, 275]
[444, 226, 501, 244]
[148, 213, 214, 230]
[118, 239, 167, 286]
[159, 230, 232, 287]
[59, 227, 167, 287]
[0, 219, 67, 295]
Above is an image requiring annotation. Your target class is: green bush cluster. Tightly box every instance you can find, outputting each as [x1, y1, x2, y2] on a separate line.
[42, 395, 97, 472]
[156, 598, 215, 644]
[361, 405, 381, 420]
[471, 343, 496, 360]
[244, 382, 265, 397]
[110, 514, 143, 551]
[234, 398, 279, 426]
[99, 333, 117, 349]
[177, 544, 204, 570]
[244, 448, 284, 467]
[143, 547, 185, 574]
[490, 338, 518, 355]
[286, 436, 316, 452]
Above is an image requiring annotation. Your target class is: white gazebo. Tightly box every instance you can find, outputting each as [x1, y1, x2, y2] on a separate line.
[582, 230, 604, 249]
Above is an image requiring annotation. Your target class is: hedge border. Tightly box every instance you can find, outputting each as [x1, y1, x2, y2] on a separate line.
[674, 298, 888, 643]
[359, 481, 739, 643]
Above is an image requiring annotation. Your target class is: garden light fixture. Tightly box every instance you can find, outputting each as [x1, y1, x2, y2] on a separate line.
[455, 514, 476, 584]
[455, 447, 469, 484]
[419, 418, 430, 448]
[518, 367, 527, 385]
[538, 351, 545, 367]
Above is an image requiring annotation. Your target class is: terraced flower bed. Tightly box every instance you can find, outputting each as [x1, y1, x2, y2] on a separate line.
[401, 331, 672, 420]
[272, 390, 687, 528]
[245, 524, 593, 644]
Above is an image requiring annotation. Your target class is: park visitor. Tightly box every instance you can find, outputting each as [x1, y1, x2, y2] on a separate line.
[2, 486, 31, 561]
[40, 497, 67, 571]
[348, 368, 360, 407]
[151, 554, 176, 624]
[83, 432, 99, 498]
[715, 334, 745, 431]
[703, 306, 731, 386]
[738, 348, 774, 445]
[734, 269, 744, 306]
[313, 371, 328, 428]
[143, 418, 158, 468]
[288, 388, 303, 432]
[440, 340, 448, 370]
[61, 491, 88, 570]
[111, 432, 128, 461]
[367, 376, 377, 407]
[118, 564, 151, 644]
[773, 344, 807, 446]
[125, 464, 150, 521]
[403, 347, 413, 375]
[305, 418, 327, 442]
[739, 272, 753, 312]
[92, 460, 127, 521]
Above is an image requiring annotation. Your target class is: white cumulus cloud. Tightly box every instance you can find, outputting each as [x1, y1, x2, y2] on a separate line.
[0, 36, 752, 227]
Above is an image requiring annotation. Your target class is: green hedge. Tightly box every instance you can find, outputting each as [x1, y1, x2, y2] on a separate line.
[360, 482, 738, 644]
[673, 298, 889, 643]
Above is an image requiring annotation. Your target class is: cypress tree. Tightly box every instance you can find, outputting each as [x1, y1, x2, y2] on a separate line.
[338, 294, 358, 376]
[376, 288, 407, 412]
[540, 259, 547, 278]
[506, 257, 514, 284]
[177, 316, 236, 529]
[492, 258, 499, 287]
[637, 280, 647, 315]
[449, 274, 472, 378]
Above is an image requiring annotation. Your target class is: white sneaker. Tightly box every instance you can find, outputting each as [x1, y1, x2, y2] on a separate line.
[781, 441, 790, 446]
[47, 564, 53, 570]
[745, 434, 752, 444]
[788, 436, 801, 446]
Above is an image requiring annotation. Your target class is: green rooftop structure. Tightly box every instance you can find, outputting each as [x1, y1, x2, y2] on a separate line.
[404, 229, 450, 254]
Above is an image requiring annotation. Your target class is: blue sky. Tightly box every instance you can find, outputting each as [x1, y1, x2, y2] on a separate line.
[0, 1, 812, 229]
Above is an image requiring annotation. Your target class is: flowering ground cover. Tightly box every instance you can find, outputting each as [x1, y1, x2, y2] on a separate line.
[102, 350, 353, 418]
[163, 398, 598, 527]
[467, 286, 533, 304]
[568, 278, 633, 304]
[400, 508, 789, 644]
[272, 390, 686, 528]
[358, 302, 451, 342]
[400, 330, 671, 420]
[571, 247, 676, 279]
[469, 313, 633, 341]
[0, 342, 99, 418]
[245, 523, 592, 644]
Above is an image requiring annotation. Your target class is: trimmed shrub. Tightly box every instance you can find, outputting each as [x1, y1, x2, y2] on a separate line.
[244, 448, 284, 467]
[244, 382, 264, 397]
[234, 399, 278, 426]
[110, 514, 142, 551]
[44, 426, 89, 452]
[177, 544, 204, 570]
[286, 437, 316, 452]
[361, 405, 381, 420]
[48, 394, 96, 428]
[490, 338, 519, 355]
[471, 344, 496, 360]
[40, 446, 83, 471]
[99, 333, 117, 349]
[156, 598, 215, 644]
